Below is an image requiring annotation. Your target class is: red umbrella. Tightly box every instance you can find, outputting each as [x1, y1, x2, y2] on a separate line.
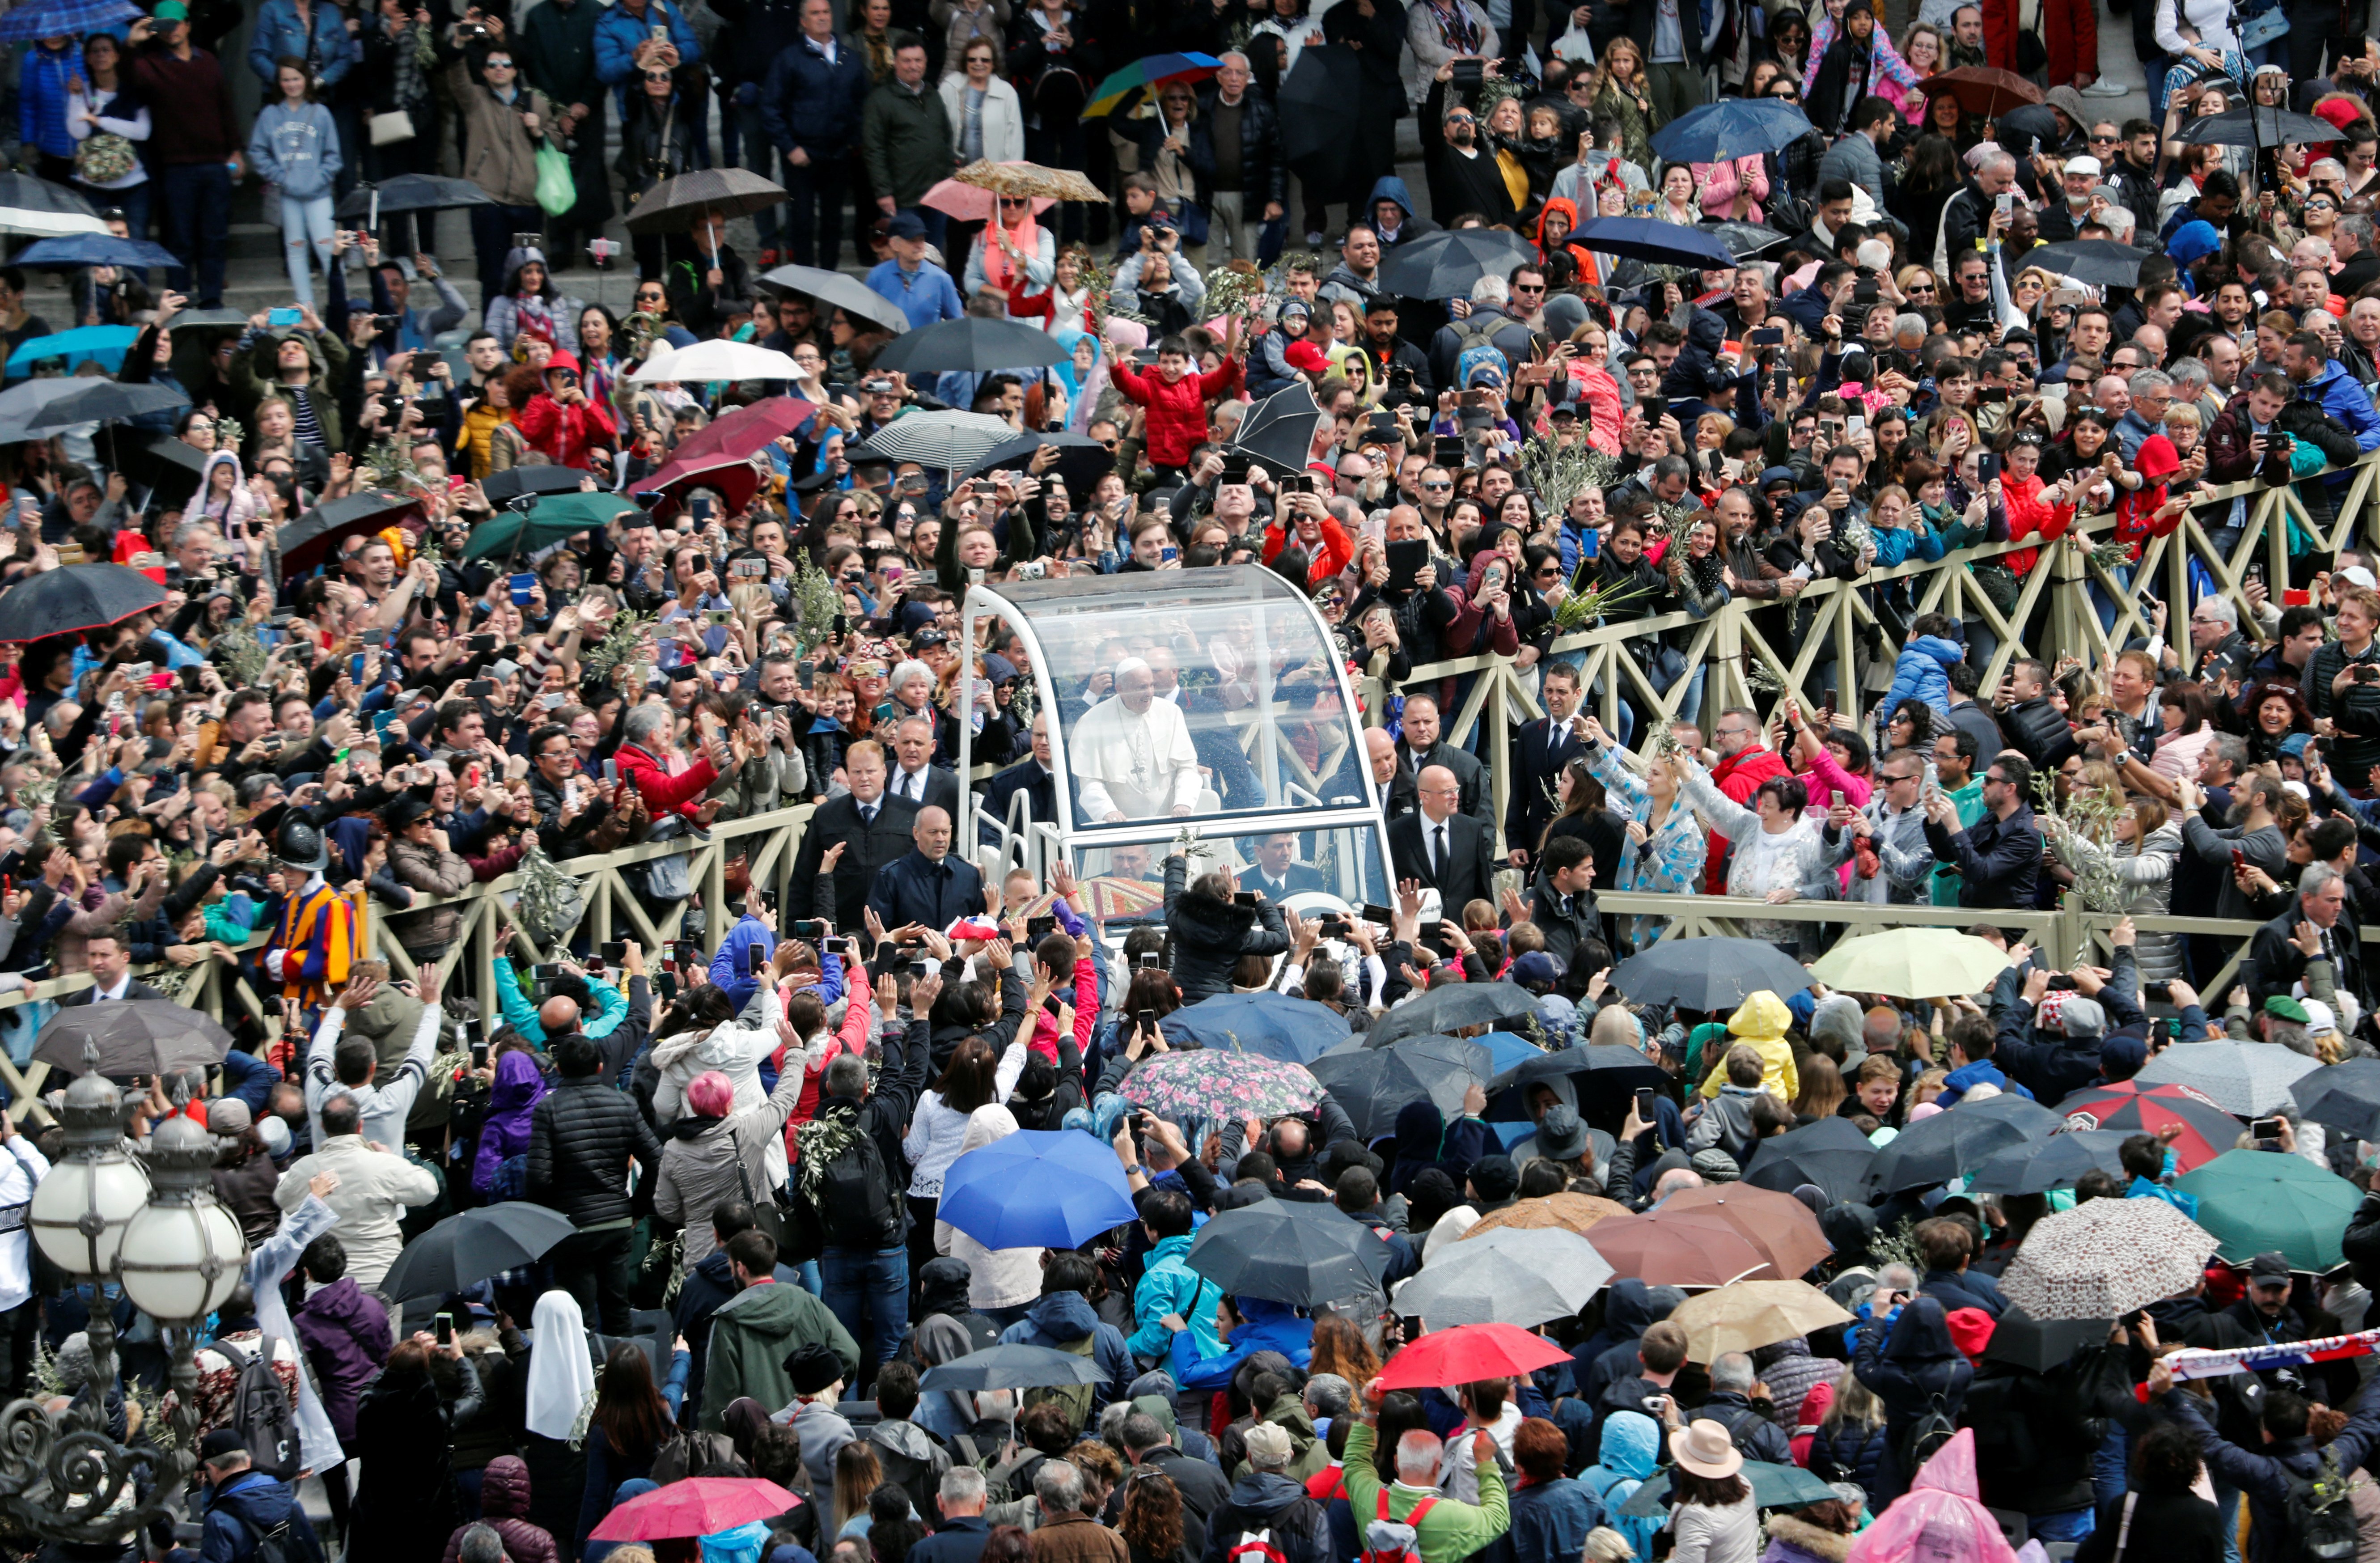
[588, 1477, 802, 1543]
[1651, 1184, 1832, 1281]
[662, 394, 816, 469]
[1920, 66, 2043, 119]
[2052, 1080, 2237, 1173]
[1376, 1322, 1569, 1390]
[1581, 1211, 1775, 1289]
[638, 454, 766, 526]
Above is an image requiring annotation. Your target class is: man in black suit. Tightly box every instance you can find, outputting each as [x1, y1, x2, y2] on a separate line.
[1238, 832, 1330, 900]
[884, 714, 962, 818]
[976, 712, 1071, 848]
[1388, 765, 1497, 911]
[59, 932, 167, 1005]
[870, 805, 991, 932]
[1507, 664, 1587, 871]
[786, 740, 920, 932]
[1364, 728, 1417, 820]
[1397, 693, 1491, 826]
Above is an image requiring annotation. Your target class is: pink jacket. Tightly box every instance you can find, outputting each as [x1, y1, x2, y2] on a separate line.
[1845, 1431, 2019, 1563]
[1695, 157, 1770, 221]
[1026, 953, 1099, 1063]
[1559, 362, 1625, 456]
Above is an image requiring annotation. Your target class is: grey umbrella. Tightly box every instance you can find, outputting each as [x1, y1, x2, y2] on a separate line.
[917, 1343, 1109, 1392]
[1309, 1034, 1494, 1139]
[847, 410, 1019, 474]
[2136, 1041, 2321, 1117]
[757, 263, 910, 334]
[1391, 1227, 1613, 1328]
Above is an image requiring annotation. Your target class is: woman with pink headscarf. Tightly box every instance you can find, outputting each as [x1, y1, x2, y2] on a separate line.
[652, 1064, 807, 1272]
[963, 194, 1056, 302]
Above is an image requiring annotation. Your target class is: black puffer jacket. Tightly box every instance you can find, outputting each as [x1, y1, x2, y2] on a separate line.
[1999, 695, 2079, 772]
[1196, 82, 1287, 206]
[527, 1072, 665, 1226]
[2343, 1190, 2380, 1295]
[1164, 854, 1291, 1005]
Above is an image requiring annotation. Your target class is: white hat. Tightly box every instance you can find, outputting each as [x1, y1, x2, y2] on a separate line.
[2342, 566, 2379, 590]
[1670, 1420, 1746, 1479]
[2063, 154, 2102, 178]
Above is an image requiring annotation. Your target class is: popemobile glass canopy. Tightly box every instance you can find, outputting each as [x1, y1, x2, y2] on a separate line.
[959, 566, 1395, 917]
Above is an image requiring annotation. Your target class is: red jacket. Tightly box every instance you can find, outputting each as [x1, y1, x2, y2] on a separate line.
[614, 740, 718, 822]
[2001, 473, 2076, 576]
[1108, 354, 1242, 467]
[512, 351, 618, 470]
[1985, 0, 2096, 87]
[1261, 511, 1355, 583]
[1703, 745, 1791, 892]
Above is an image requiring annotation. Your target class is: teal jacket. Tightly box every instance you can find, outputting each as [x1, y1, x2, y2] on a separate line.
[494, 958, 629, 1045]
[1127, 1233, 1223, 1361]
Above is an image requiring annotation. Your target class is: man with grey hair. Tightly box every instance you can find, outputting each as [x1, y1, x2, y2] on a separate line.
[1198, 50, 1283, 266]
[1302, 1372, 1353, 1429]
[1427, 270, 1531, 389]
[1120, 1409, 1231, 1535]
[913, 1466, 993, 1563]
[1940, 150, 2017, 272]
[1202, 1419, 1333, 1563]
[1339, 1394, 1506, 1563]
[457, 1525, 509, 1563]
[1029, 1461, 1126, 1563]
[2114, 368, 2174, 461]
[1697, 1351, 1794, 1462]
[2177, 595, 2249, 686]
[2248, 860, 2362, 1009]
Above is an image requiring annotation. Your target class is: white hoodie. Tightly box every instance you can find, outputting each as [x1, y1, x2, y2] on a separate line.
[651, 982, 788, 1185]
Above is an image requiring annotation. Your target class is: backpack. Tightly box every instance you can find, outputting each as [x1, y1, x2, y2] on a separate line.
[2281, 1451, 2363, 1563]
[222, 1501, 317, 1563]
[216, 1335, 301, 1483]
[1363, 1490, 1438, 1563]
[1226, 1528, 1291, 1563]
[650, 1427, 743, 1485]
[1895, 1393, 1958, 1479]
[815, 1125, 902, 1250]
[1020, 1328, 1098, 1432]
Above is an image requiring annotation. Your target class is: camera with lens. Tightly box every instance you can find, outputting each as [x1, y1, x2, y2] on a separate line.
[1015, 561, 1047, 580]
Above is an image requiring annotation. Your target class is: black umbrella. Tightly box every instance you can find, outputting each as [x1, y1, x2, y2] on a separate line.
[1228, 383, 1329, 475]
[1981, 1306, 2112, 1374]
[960, 430, 1115, 496]
[1378, 229, 1542, 302]
[2174, 105, 2338, 148]
[2291, 1057, 2380, 1141]
[167, 307, 252, 332]
[1186, 1198, 1390, 1306]
[481, 465, 596, 505]
[917, 1343, 1110, 1393]
[335, 174, 495, 220]
[757, 264, 910, 334]
[0, 562, 164, 644]
[1309, 1034, 1494, 1139]
[1606, 936, 1815, 1013]
[1701, 220, 1793, 259]
[377, 1203, 576, 1303]
[868, 317, 1066, 376]
[0, 172, 99, 235]
[1965, 1129, 2132, 1195]
[1864, 1094, 2063, 1196]
[624, 167, 788, 236]
[20, 379, 186, 433]
[33, 999, 230, 1076]
[1366, 979, 1541, 1049]
[1741, 1116, 1879, 1205]
[113, 428, 206, 508]
[2024, 239, 2151, 288]
[1483, 1044, 1668, 1129]
[277, 490, 425, 579]
[1276, 45, 1364, 205]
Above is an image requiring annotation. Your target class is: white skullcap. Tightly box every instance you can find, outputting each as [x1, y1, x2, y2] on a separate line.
[1115, 657, 1152, 680]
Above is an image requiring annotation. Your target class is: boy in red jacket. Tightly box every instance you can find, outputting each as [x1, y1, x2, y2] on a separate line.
[1105, 330, 1243, 483]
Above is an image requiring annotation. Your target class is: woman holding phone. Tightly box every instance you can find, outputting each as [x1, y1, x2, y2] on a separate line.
[1575, 716, 1704, 948]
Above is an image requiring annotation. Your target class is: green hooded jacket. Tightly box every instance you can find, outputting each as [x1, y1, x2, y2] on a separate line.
[699, 1278, 861, 1429]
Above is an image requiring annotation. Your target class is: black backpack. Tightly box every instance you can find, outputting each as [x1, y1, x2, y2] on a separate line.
[216, 1335, 302, 1483]
[1896, 1393, 1959, 1479]
[2282, 1452, 2363, 1563]
[220, 1495, 320, 1563]
[817, 1128, 902, 1250]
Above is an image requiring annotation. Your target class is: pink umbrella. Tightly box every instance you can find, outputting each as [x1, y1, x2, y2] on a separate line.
[923, 168, 1057, 223]
[588, 1477, 802, 1542]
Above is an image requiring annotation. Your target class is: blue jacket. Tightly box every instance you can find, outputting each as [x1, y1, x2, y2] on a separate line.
[248, 101, 343, 200]
[1932, 1056, 2032, 1110]
[246, 0, 359, 87]
[203, 1470, 322, 1563]
[493, 957, 630, 1045]
[18, 45, 76, 158]
[219, 1050, 284, 1120]
[2300, 360, 2380, 453]
[1871, 523, 1946, 570]
[1884, 635, 1964, 727]
[1510, 1477, 1601, 1563]
[1582, 1412, 1663, 1562]
[2164, 1372, 2380, 1563]
[868, 847, 986, 934]
[866, 259, 965, 327]
[1171, 1294, 1314, 1390]
[999, 1290, 1133, 1412]
[758, 33, 872, 156]
[706, 911, 847, 1014]
[594, 0, 702, 86]
[1130, 1233, 1224, 1360]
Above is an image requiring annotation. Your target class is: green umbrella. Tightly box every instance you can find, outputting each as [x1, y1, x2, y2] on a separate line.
[1618, 1461, 1838, 1516]
[2173, 1148, 2362, 1272]
[461, 490, 644, 560]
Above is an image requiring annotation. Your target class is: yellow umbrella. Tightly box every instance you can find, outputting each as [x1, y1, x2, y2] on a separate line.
[1807, 928, 2010, 1000]
[1667, 1279, 1853, 1362]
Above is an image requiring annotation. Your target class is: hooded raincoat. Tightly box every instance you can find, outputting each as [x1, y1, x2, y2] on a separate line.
[473, 1049, 549, 1195]
[1703, 991, 1802, 1102]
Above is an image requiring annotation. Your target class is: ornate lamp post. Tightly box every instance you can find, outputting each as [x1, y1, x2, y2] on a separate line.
[4, 1053, 249, 1546]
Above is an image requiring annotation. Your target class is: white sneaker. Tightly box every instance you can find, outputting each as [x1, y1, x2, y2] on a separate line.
[2081, 80, 2132, 96]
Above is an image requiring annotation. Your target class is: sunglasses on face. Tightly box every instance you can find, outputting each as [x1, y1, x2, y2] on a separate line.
[1445, 113, 1475, 124]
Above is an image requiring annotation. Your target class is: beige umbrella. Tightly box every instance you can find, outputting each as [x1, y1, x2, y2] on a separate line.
[951, 159, 1108, 203]
[1807, 928, 2010, 1000]
[1463, 1192, 1634, 1238]
[1668, 1279, 1853, 1362]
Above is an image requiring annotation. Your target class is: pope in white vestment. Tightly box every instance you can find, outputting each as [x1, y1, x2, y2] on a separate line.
[1072, 658, 1202, 821]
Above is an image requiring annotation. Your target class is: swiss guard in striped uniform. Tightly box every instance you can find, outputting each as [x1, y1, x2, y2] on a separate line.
[262, 818, 358, 1067]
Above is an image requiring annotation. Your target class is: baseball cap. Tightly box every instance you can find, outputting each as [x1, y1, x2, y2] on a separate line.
[2342, 566, 2379, 590]
[152, 1, 190, 18]
[885, 212, 927, 241]
[2248, 1250, 2293, 1283]
[198, 1428, 248, 1463]
[206, 1098, 253, 1137]
[1243, 1423, 1295, 1467]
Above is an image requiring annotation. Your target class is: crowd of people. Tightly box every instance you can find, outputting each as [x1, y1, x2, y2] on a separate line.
[15, 0, 2380, 1562]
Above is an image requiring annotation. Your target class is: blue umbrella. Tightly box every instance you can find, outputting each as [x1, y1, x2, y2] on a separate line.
[1649, 97, 1818, 164]
[13, 233, 179, 270]
[0, 0, 138, 42]
[5, 324, 137, 375]
[937, 1129, 1138, 1250]
[1568, 217, 1739, 271]
[1157, 990, 1350, 1063]
[1474, 1032, 1546, 1075]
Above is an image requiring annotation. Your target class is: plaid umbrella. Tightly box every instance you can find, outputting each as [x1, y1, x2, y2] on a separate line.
[0, 0, 139, 41]
[2052, 1080, 2237, 1173]
[1120, 1050, 1322, 1121]
[2137, 1041, 2320, 1117]
[1998, 1195, 2218, 1320]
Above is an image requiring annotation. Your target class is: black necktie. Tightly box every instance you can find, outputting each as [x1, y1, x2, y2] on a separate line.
[860, 802, 877, 825]
[1434, 823, 1448, 878]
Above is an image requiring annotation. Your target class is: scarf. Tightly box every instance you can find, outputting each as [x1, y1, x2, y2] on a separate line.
[983, 212, 1040, 292]
[795, 1101, 865, 1211]
[1425, 0, 1483, 54]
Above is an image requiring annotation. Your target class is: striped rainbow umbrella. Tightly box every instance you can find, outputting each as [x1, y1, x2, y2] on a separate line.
[1084, 52, 1223, 117]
